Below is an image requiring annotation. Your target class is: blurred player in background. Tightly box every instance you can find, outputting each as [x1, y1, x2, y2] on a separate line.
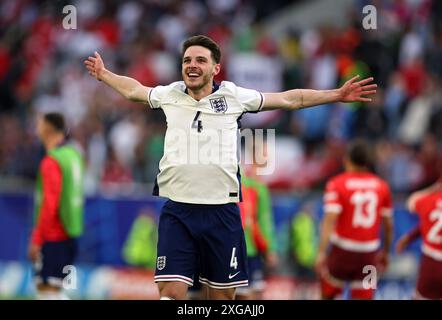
[316, 139, 394, 300]
[84, 35, 377, 300]
[28, 112, 85, 300]
[290, 200, 318, 279]
[396, 177, 442, 300]
[122, 208, 158, 270]
[236, 164, 278, 300]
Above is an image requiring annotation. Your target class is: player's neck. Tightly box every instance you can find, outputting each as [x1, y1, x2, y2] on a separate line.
[187, 82, 214, 101]
[346, 164, 368, 173]
[44, 134, 64, 151]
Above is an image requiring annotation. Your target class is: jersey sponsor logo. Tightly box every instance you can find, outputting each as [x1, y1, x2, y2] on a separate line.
[228, 271, 240, 279]
[157, 256, 166, 270]
[209, 97, 228, 113]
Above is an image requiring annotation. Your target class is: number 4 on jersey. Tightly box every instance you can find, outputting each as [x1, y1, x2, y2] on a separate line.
[192, 111, 203, 132]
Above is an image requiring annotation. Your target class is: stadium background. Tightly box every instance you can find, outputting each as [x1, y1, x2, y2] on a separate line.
[0, 0, 441, 299]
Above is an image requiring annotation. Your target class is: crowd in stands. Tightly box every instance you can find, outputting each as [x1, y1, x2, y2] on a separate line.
[0, 0, 440, 195]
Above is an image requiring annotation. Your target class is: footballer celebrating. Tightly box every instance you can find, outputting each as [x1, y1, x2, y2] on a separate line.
[85, 35, 377, 300]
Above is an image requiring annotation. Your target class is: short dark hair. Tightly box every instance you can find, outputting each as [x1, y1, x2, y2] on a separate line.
[346, 139, 373, 168]
[182, 35, 221, 64]
[43, 112, 65, 133]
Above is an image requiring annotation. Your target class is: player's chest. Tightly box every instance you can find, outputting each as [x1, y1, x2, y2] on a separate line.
[162, 100, 242, 131]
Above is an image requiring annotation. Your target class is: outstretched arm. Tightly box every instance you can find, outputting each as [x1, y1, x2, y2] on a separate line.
[84, 52, 152, 103]
[262, 75, 377, 111]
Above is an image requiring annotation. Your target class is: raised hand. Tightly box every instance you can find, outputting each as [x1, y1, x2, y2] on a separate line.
[338, 75, 377, 103]
[84, 51, 105, 81]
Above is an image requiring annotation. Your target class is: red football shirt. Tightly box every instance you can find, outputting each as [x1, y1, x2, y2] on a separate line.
[239, 184, 269, 254]
[31, 156, 69, 246]
[409, 187, 442, 261]
[323, 172, 393, 252]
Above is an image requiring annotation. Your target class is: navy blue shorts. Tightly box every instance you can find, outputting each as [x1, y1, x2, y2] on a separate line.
[34, 239, 77, 287]
[154, 200, 248, 289]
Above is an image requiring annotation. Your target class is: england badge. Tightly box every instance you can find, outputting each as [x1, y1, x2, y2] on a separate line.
[209, 97, 228, 113]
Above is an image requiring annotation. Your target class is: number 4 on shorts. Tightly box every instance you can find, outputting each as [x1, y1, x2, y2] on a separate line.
[230, 247, 238, 269]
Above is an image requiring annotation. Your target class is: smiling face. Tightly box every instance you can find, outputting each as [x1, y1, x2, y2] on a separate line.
[182, 45, 220, 92]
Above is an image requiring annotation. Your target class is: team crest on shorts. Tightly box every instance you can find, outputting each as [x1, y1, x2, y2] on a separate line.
[157, 256, 166, 270]
[209, 97, 228, 113]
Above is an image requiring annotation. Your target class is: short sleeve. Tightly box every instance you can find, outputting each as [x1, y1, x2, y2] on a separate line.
[413, 194, 427, 215]
[236, 85, 264, 113]
[407, 191, 425, 214]
[323, 180, 342, 215]
[147, 85, 170, 109]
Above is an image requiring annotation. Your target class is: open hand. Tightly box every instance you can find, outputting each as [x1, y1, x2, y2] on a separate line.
[338, 75, 377, 103]
[84, 51, 105, 81]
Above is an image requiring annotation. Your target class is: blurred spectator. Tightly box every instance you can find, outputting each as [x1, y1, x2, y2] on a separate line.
[0, 0, 440, 197]
[101, 144, 134, 193]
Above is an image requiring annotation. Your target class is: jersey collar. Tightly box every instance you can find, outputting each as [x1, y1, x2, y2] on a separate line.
[184, 81, 219, 95]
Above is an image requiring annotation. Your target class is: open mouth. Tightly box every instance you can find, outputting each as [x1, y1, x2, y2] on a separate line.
[186, 71, 201, 78]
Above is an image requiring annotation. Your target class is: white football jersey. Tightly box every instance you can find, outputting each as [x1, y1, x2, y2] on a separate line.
[147, 81, 264, 204]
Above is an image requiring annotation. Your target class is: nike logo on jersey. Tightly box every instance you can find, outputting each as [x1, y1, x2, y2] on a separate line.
[228, 271, 240, 279]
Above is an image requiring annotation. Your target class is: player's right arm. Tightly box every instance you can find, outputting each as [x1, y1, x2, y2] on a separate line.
[84, 51, 152, 104]
[395, 185, 430, 253]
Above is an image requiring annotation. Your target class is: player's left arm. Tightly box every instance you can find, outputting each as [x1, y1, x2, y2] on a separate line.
[378, 184, 394, 272]
[316, 180, 341, 276]
[315, 212, 338, 276]
[261, 75, 377, 111]
[379, 215, 394, 271]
